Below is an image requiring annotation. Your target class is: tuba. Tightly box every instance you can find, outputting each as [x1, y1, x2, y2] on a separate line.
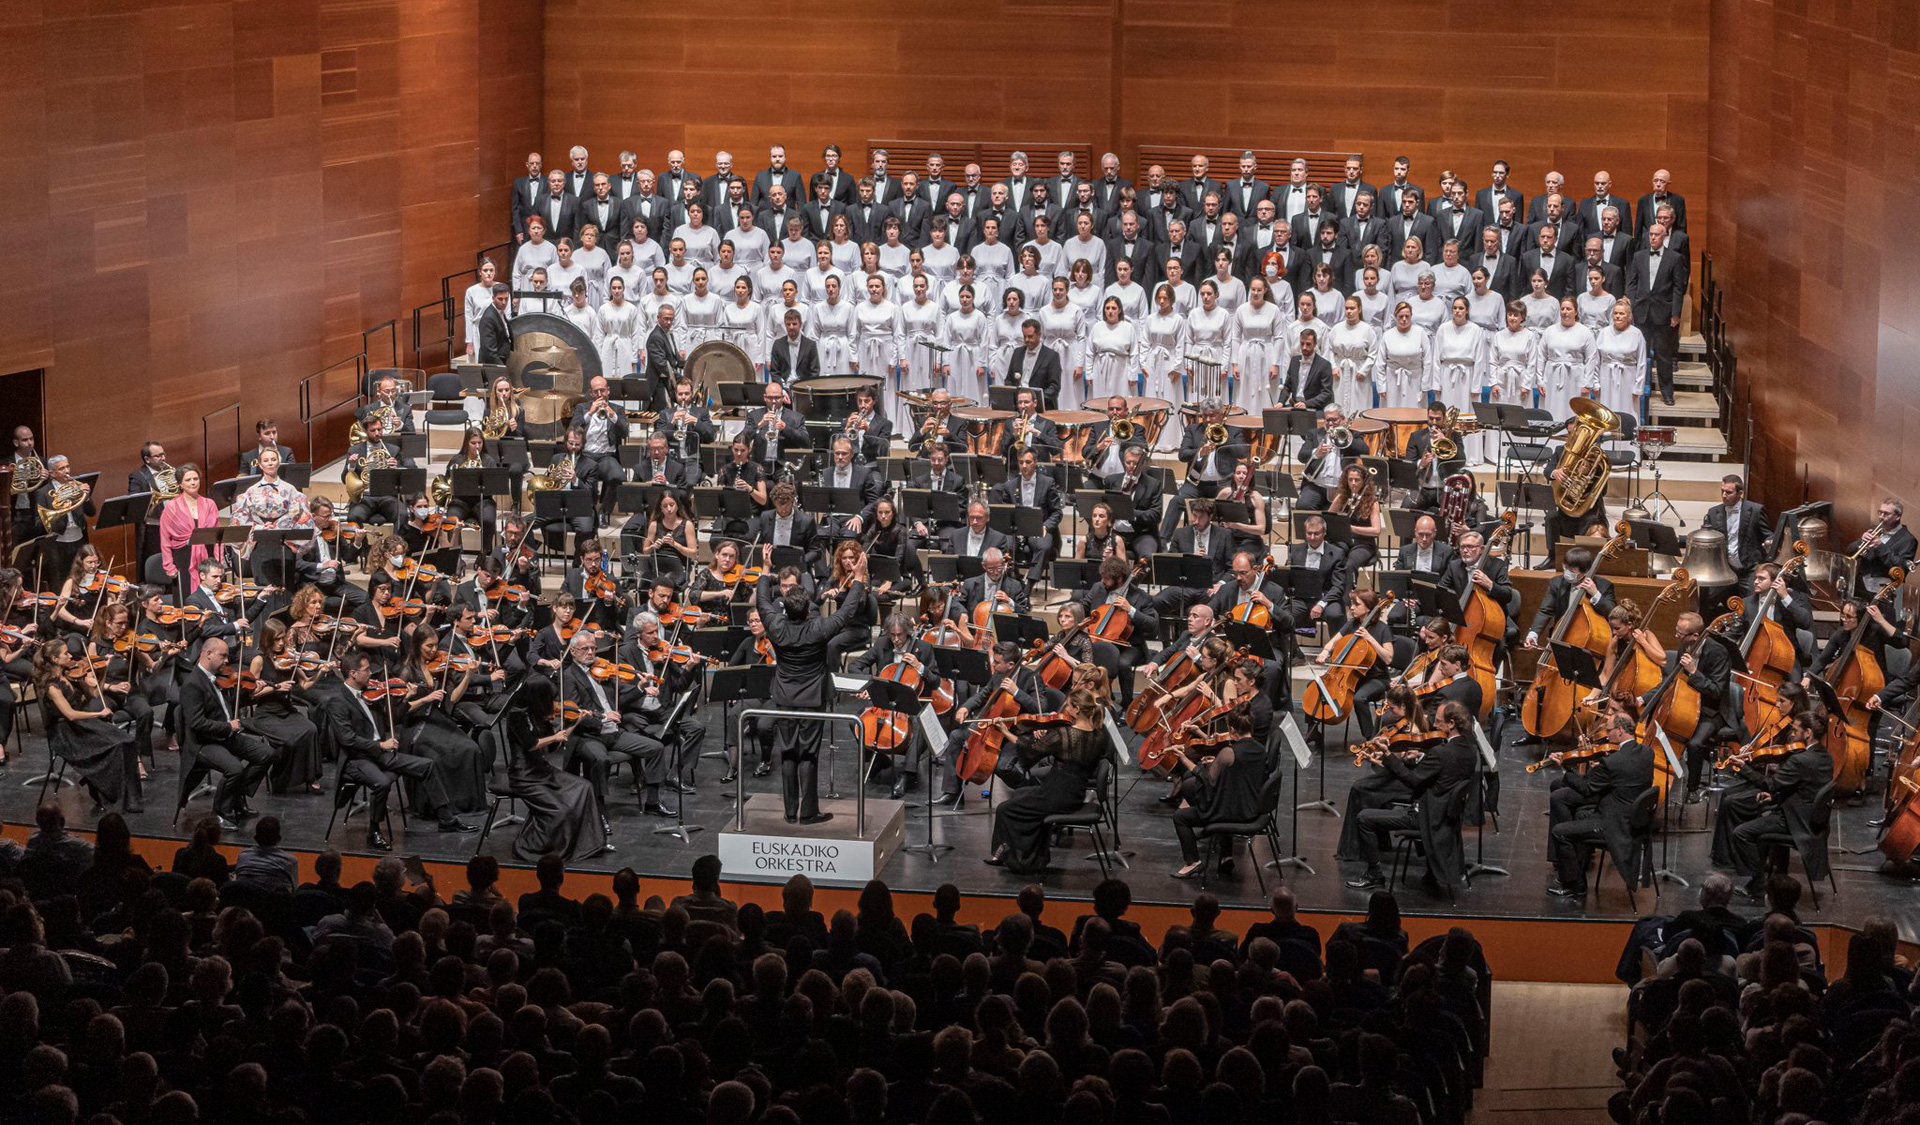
[1551, 397, 1617, 517]
[10, 454, 44, 495]
[151, 460, 181, 501]
[37, 480, 87, 530]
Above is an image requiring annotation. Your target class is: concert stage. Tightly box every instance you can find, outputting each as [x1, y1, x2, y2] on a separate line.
[7, 704, 1916, 944]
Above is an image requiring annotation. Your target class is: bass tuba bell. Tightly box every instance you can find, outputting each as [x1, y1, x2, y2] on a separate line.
[1551, 397, 1617, 517]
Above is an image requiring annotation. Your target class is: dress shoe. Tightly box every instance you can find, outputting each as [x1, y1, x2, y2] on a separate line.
[1546, 880, 1585, 898]
[367, 831, 393, 852]
[983, 847, 1008, 867]
[799, 811, 834, 825]
[1216, 858, 1235, 877]
[438, 819, 478, 834]
[666, 778, 695, 795]
[935, 791, 962, 808]
[785, 813, 798, 824]
[1683, 788, 1705, 805]
[642, 801, 678, 817]
[1345, 870, 1387, 889]
[718, 770, 738, 785]
[1172, 862, 1204, 880]
[217, 815, 241, 832]
[1662, 392, 1675, 406]
[753, 761, 774, 778]
[890, 776, 907, 799]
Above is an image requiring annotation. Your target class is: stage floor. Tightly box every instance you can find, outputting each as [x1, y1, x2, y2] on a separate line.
[10, 701, 1917, 937]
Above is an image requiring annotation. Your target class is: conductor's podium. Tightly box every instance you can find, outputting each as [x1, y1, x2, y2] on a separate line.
[719, 797, 907, 884]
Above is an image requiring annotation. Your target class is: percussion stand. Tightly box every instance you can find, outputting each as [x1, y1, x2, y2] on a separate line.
[1186, 353, 1224, 404]
[1636, 436, 1682, 527]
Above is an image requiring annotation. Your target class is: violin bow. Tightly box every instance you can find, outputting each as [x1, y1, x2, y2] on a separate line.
[88, 554, 117, 624]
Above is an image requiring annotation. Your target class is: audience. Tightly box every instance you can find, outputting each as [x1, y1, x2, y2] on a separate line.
[0, 845, 1493, 1125]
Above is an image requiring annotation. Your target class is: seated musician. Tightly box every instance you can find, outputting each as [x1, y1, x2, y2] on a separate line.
[851, 614, 940, 798]
[819, 437, 885, 539]
[716, 437, 771, 540]
[1417, 642, 1483, 719]
[346, 416, 410, 528]
[631, 431, 701, 497]
[1397, 515, 1456, 577]
[943, 501, 1015, 560]
[989, 448, 1064, 585]
[1544, 433, 1609, 565]
[178, 635, 280, 831]
[328, 651, 463, 852]
[456, 552, 530, 634]
[1402, 402, 1469, 513]
[1316, 589, 1395, 741]
[1329, 462, 1383, 576]
[938, 640, 1044, 809]
[983, 686, 1111, 874]
[842, 384, 893, 465]
[1277, 517, 1350, 635]
[750, 483, 822, 577]
[907, 443, 967, 545]
[1159, 399, 1246, 542]
[624, 492, 699, 587]
[1737, 562, 1814, 671]
[1216, 462, 1268, 560]
[1207, 549, 1284, 631]
[1295, 405, 1367, 513]
[655, 376, 718, 463]
[957, 547, 1032, 624]
[1168, 705, 1268, 881]
[1344, 699, 1478, 896]
[1169, 498, 1234, 580]
[1079, 395, 1147, 481]
[536, 427, 599, 553]
[1644, 611, 1737, 805]
[861, 498, 920, 592]
[1077, 502, 1129, 565]
[297, 499, 368, 616]
[1720, 705, 1833, 900]
[563, 540, 626, 633]
[1523, 545, 1616, 650]
[561, 630, 675, 816]
[238, 418, 296, 476]
[1546, 701, 1655, 900]
[1811, 598, 1898, 688]
[492, 513, 543, 599]
[907, 389, 960, 457]
[1337, 685, 1430, 861]
[815, 540, 879, 670]
[1143, 604, 1216, 686]
[1101, 443, 1163, 559]
[1442, 527, 1517, 648]
[621, 611, 709, 796]
[743, 380, 810, 477]
[1073, 556, 1158, 701]
[359, 374, 415, 435]
[440, 427, 499, 554]
[995, 388, 1064, 464]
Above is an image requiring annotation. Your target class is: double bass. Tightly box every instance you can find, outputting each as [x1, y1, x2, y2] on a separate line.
[1735, 542, 1810, 738]
[1125, 640, 1204, 733]
[1452, 511, 1516, 719]
[1138, 648, 1253, 775]
[1520, 524, 1633, 739]
[1302, 593, 1397, 723]
[1820, 567, 1903, 792]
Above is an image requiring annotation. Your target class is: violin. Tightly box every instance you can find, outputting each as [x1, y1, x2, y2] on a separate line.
[0, 624, 32, 646]
[717, 563, 768, 587]
[584, 569, 618, 601]
[310, 614, 361, 635]
[660, 602, 713, 627]
[1351, 719, 1442, 766]
[425, 651, 479, 676]
[753, 636, 775, 665]
[112, 632, 166, 654]
[80, 573, 132, 596]
[273, 651, 334, 674]
[556, 618, 583, 642]
[1713, 738, 1805, 772]
[318, 522, 366, 543]
[419, 510, 473, 534]
[149, 604, 206, 626]
[390, 560, 445, 584]
[467, 625, 518, 648]
[376, 594, 430, 619]
[589, 658, 642, 682]
[481, 578, 532, 605]
[644, 640, 708, 666]
[214, 666, 260, 692]
[1525, 740, 1622, 773]
[360, 677, 409, 701]
[19, 591, 64, 610]
[971, 710, 1075, 731]
[558, 700, 603, 724]
[214, 581, 276, 602]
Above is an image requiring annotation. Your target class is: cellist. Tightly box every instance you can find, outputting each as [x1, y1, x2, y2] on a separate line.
[1651, 611, 1737, 805]
[1583, 600, 1665, 712]
[1314, 589, 1394, 742]
[1524, 545, 1616, 651]
[937, 640, 1042, 810]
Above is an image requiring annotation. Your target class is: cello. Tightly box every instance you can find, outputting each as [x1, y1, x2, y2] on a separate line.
[1819, 567, 1903, 792]
[1125, 641, 1204, 733]
[1139, 647, 1252, 775]
[1879, 716, 1920, 864]
[859, 634, 956, 755]
[1584, 579, 1690, 740]
[1520, 524, 1633, 739]
[955, 677, 1023, 784]
[1735, 542, 1809, 738]
[1452, 510, 1516, 719]
[1301, 592, 1397, 723]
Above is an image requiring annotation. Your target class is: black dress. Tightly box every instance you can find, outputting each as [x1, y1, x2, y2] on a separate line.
[44, 678, 140, 808]
[400, 667, 485, 815]
[505, 708, 602, 862]
[253, 660, 321, 794]
[98, 647, 156, 759]
[989, 724, 1108, 873]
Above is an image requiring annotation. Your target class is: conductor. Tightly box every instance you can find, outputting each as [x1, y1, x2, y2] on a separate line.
[755, 549, 872, 823]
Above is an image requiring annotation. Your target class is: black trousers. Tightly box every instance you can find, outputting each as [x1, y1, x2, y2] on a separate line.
[350, 496, 404, 528]
[343, 750, 450, 828]
[1339, 770, 1412, 857]
[1728, 809, 1789, 888]
[1683, 719, 1727, 793]
[1160, 478, 1226, 540]
[1355, 806, 1420, 871]
[579, 452, 623, 517]
[1545, 499, 1607, 564]
[572, 725, 666, 799]
[1550, 816, 1609, 886]
[1639, 317, 1678, 398]
[191, 732, 278, 816]
[1351, 678, 1387, 740]
[542, 516, 598, 552]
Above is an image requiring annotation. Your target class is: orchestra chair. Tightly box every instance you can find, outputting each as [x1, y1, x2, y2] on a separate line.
[1043, 756, 1117, 878]
[1389, 781, 1473, 903]
[423, 374, 473, 463]
[1497, 406, 1557, 481]
[322, 746, 406, 843]
[1197, 766, 1288, 893]
[1755, 779, 1838, 910]
[1604, 413, 1641, 491]
[1590, 785, 1660, 912]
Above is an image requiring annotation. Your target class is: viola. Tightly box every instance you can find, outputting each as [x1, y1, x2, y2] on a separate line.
[753, 636, 776, 665]
[1525, 739, 1624, 774]
[360, 677, 409, 701]
[425, 651, 478, 675]
[1351, 719, 1441, 766]
[1713, 737, 1804, 772]
[716, 563, 766, 586]
[80, 573, 132, 596]
[467, 625, 517, 648]
[150, 604, 206, 626]
[112, 632, 165, 654]
[481, 579, 531, 605]
[214, 666, 260, 692]
[590, 658, 640, 682]
[584, 569, 617, 600]
[645, 640, 708, 666]
[376, 595, 429, 619]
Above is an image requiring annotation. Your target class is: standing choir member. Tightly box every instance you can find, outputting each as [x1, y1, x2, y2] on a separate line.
[1593, 298, 1649, 421]
[1489, 301, 1543, 416]
[595, 277, 641, 376]
[1431, 297, 1489, 456]
[1139, 285, 1190, 451]
[1185, 280, 1234, 407]
[812, 276, 856, 372]
[1378, 302, 1435, 410]
[1085, 297, 1137, 403]
[1325, 295, 1382, 419]
[1539, 297, 1599, 423]
[897, 274, 944, 410]
[1232, 278, 1288, 412]
[940, 284, 994, 404]
[852, 274, 904, 420]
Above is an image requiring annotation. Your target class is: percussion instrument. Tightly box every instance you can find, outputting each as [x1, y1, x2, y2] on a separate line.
[1359, 406, 1431, 457]
[952, 406, 1013, 455]
[1346, 417, 1391, 456]
[1042, 410, 1104, 461]
[791, 374, 882, 418]
[1124, 396, 1173, 446]
[1224, 417, 1276, 465]
[685, 339, 757, 407]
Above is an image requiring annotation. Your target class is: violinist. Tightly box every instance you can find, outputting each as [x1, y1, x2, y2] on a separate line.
[178, 636, 277, 829]
[297, 498, 369, 615]
[351, 575, 408, 672]
[716, 437, 771, 539]
[492, 513, 543, 599]
[366, 534, 447, 605]
[1338, 685, 1429, 861]
[1845, 497, 1915, 596]
[185, 559, 242, 656]
[248, 619, 323, 795]
[400, 493, 458, 558]
[326, 651, 461, 850]
[88, 601, 158, 774]
[624, 489, 699, 586]
[1524, 545, 1616, 650]
[530, 593, 582, 672]
[53, 545, 105, 635]
[1719, 705, 1833, 899]
[1346, 699, 1478, 895]
[624, 610, 709, 795]
[399, 623, 487, 824]
[654, 376, 717, 462]
[33, 636, 143, 815]
[725, 606, 779, 784]
[563, 630, 674, 816]
[501, 676, 606, 861]
[1141, 604, 1215, 684]
[1101, 444, 1163, 559]
[749, 483, 821, 578]
[755, 549, 873, 823]
[458, 553, 530, 634]
[565, 540, 626, 632]
[1651, 611, 1736, 805]
[988, 448, 1064, 584]
[983, 686, 1111, 874]
[0, 568, 36, 758]
[1170, 705, 1267, 880]
[568, 375, 628, 524]
[1317, 589, 1395, 741]
[818, 540, 880, 668]
[821, 437, 885, 538]
[1547, 702, 1655, 900]
[440, 602, 513, 717]
[1421, 643, 1483, 718]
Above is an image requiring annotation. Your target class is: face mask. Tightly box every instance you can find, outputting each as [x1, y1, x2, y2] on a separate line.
[1563, 569, 1580, 583]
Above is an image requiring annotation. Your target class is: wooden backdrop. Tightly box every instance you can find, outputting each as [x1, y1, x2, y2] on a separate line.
[0, 0, 541, 505]
[545, 0, 1708, 240]
[1707, 0, 1920, 543]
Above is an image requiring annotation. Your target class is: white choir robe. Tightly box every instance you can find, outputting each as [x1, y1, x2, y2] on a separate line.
[992, 311, 1031, 373]
[463, 282, 492, 359]
[547, 259, 585, 303]
[1304, 285, 1344, 327]
[563, 300, 601, 354]
[1408, 294, 1449, 333]
[753, 265, 801, 305]
[1355, 288, 1391, 329]
[675, 225, 720, 265]
[1035, 302, 1089, 404]
[1465, 289, 1504, 330]
[1138, 312, 1190, 450]
[1008, 272, 1050, 313]
[608, 264, 649, 307]
[899, 298, 945, 414]
[1488, 328, 1543, 415]
[626, 240, 664, 277]
[664, 260, 697, 294]
[1103, 281, 1149, 321]
[1594, 324, 1648, 418]
[728, 227, 770, 270]
[678, 291, 724, 349]
[891, 272, 935, 306]
[1521, 294, 1560, 329]
[1084, 319, 1138, 405]
[1576, 290, 1617, 332]
[1209, 274, 1247, 314]
[878, 243, 913, 278]
[1231, 301, 1288, 413]
[1062, 236, 1107, 281]
[717, 299, 766, 362]
[1184, 305, 1235, 406]
[1378, 325, 1436, 409]
[594, 300, 640, 376]
[812, 297, 857, 372]
[1537, 323, 1600, 423]
[972, 242, 1014, 283]
[1066, 282, 1102, 320]
[760, 301, 812, 364]
[574, 245, 612, 307]
[1432, 321, 1491, 461]
[942, 276, 1001, 318]
[1325, 320, 1382, 419]
[1430, 263, 1472, 303]
[512, 240, 557, 292]
[1388, 260, 1427, 303]
[942, 309, 995, 404]
[852, 298, 904, 416]
[802, 267, 843, 304]
[920, 243, 960, 283]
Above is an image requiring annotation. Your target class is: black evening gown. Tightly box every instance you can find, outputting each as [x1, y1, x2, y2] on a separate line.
[506, 709, 602, 861]
[45, 680, 140, 808]
[400, 669, 486, 815]
[254, 662, 321, 794]
[989, 724, 1108, 874]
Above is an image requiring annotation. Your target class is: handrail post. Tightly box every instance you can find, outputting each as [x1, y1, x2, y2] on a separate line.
[733, 708, 867, 837]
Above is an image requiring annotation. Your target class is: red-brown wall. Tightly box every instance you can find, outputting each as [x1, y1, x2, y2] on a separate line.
[1707, 0, 1920, 535]
[0, 0, 541, 505]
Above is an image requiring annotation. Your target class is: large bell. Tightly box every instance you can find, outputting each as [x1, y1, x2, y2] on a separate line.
[1678, 529, 1739, 587]
[1778, 516, 1834, 583]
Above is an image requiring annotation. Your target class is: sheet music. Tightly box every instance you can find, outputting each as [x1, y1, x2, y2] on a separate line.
[1471, 723, 1499, 772]
[830, 674, 866, 694]
[1279, 714, 1313, 769]
[916, 704, 945, 752]
[1104, 713, 1133, 765]
[1652, 726, 1685, 786]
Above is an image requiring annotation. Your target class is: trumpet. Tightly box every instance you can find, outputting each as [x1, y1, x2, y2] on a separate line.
[151, 460, 181, 500]
[10, 454, 45, 494]
[845, 408, 872, 433]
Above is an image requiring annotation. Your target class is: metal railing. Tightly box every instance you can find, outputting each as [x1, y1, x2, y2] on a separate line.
[299, 354, 369, 470]
[199, 403, 242, 483]
[733, 709, 867, 836]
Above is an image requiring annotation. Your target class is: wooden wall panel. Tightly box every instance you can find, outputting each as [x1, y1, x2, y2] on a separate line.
[1706, 0, 1920, 539]
[1, 0, 539, 504]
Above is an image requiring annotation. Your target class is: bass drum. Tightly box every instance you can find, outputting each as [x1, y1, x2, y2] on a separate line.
[507, 312, 599, 442]
[686, 339, 756, 412]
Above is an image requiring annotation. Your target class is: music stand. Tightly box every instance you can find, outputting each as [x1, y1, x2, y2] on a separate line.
[1289, 510, 1351, 545]
[708, 664, 774, 790]
[986, 386, 1023, 411]
[94, 494, 150, 537]
[652, 687, 705, 843]
[450, 466, 512, 501]
[1547, 642, 1603, 691]
[532, 489, 592, 540]
[1151, 554, 1216, 591]
[367, 467, 428, 500]
[1628, 519, 1684, 559]
[1050, 560, 1099, 593]
[865, 676, 952, 860]
[1270, 714, 1318, 875]
[991, 612, 1047, 648]
[1294, 660, 1344, 817]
